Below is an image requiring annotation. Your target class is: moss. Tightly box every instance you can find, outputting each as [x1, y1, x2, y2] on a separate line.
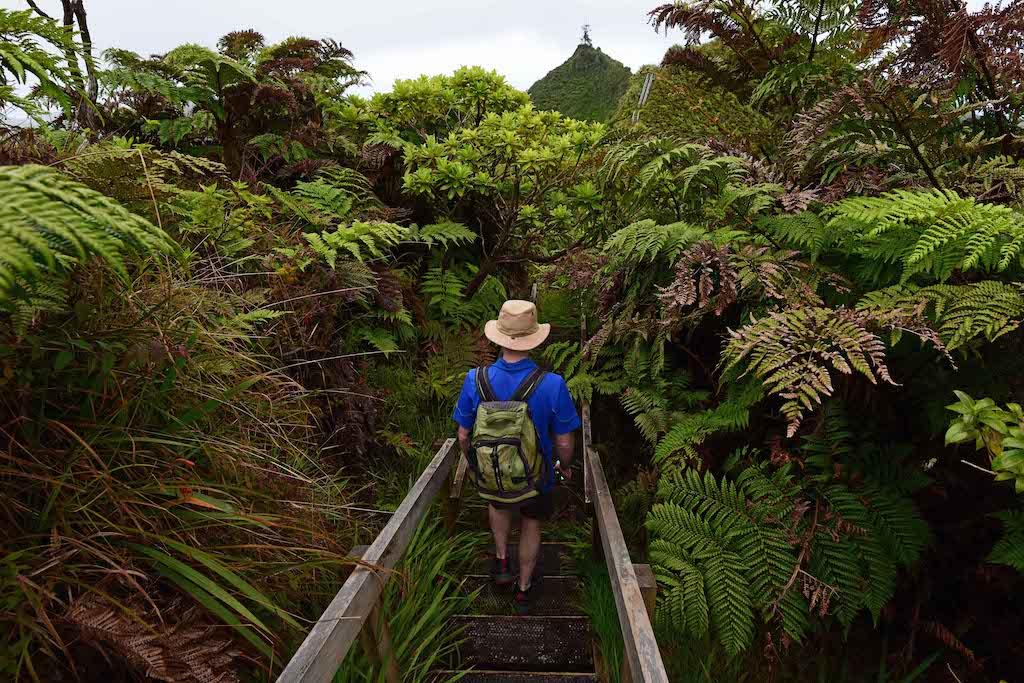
[528, 44, 632, 123]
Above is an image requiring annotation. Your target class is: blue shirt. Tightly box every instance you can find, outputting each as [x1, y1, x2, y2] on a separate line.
[453, 357, 581, 493]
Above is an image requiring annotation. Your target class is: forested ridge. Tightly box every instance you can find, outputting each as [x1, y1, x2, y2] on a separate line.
[1, 0, 1023, 681]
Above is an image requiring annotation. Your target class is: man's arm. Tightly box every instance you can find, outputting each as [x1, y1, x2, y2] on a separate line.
[553, 431, 574, 481]
[458, 425, 471, 455]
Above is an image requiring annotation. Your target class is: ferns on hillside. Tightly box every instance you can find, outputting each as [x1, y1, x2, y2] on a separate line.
[0, 165, 179, 305]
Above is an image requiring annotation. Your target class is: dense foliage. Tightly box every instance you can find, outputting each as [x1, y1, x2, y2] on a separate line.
[1, 0, 1023, 681]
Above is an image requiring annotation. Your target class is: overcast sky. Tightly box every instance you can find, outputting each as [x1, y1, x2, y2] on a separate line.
[1, 0, 674, 95]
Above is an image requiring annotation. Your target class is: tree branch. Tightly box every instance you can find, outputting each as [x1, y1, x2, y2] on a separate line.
[25, 0, 53, 19]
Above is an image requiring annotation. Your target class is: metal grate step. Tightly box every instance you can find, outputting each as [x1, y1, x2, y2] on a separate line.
[435, 671, 598, 683]
[475, 543, 572, 577]
[449, 616, 594, 673]
[461, 575, 585, 616]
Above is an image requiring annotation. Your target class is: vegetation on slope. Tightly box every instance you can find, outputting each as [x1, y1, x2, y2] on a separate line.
[2, 0, 1024, 681]
[613, 62, 771, 150]
[528, 43, 631, 123]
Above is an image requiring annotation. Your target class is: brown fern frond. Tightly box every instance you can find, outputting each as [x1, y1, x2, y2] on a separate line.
[724, 306, 948, 436]
[658, 241, 739, 317]
[62, 594, 242, 683]
[920, 619, 977, 663]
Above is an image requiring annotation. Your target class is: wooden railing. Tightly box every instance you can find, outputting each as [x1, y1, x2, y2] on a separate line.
[279, 402, 669, 682]
[276, 439, 458, 683]
[583, 406, 670, 683]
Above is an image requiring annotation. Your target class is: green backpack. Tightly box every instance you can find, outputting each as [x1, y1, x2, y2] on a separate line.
[469, 365, 549, 504]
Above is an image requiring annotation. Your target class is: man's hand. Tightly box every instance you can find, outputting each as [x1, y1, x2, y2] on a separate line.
[457, 426, 471, 456]
[555, 459, 572, 482]
[553, 431, 574, 483]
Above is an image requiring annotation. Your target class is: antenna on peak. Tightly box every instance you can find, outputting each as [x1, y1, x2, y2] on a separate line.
[581, 24, 593, 46]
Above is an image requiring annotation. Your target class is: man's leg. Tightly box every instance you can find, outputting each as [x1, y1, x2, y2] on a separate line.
[518, 515, 541, 590]
[489, 504, 513, 559]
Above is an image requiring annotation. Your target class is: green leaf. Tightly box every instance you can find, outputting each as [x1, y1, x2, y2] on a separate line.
[992, 450, 1024, 472]
[54, 350, 73, 370]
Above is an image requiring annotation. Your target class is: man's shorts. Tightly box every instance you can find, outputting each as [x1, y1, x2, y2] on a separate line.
[492, 491, 554, 520]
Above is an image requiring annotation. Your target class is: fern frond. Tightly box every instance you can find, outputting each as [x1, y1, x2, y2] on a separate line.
[0, 165, 178, 304]
[407, 222, 476, 248]
[988, 510, 1024, 573]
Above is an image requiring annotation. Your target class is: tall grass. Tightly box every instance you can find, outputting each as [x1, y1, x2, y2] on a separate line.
[334, 519, 485, 682]
[0, 266, 359, 681]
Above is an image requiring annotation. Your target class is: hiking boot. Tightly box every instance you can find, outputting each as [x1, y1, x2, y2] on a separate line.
[515, 582, 534, 615]
[491, 556, 516, 586]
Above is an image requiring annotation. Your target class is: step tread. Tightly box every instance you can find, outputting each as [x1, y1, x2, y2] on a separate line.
[435, 671, 598, 683]
[450, 615, 594, 673]
[475, 543, 572, 577]
[462, 575, 585, 616]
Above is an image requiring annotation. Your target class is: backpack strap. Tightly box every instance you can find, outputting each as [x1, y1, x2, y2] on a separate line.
[475, 365, 497, 402]
[510, 367, 548, 402]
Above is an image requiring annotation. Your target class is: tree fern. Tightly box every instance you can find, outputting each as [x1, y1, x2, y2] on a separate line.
[0, 9, 82, 118]
[0, 165, 178, 305]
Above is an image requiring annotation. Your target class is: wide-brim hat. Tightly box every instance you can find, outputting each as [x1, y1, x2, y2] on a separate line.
[484, 299, 551, 351]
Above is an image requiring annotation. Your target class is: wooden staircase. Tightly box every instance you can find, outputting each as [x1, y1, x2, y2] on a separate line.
[441, 542, 597, 681]
[277, 408, 669, 683]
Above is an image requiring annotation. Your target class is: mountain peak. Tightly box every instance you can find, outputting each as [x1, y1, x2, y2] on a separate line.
[527, 43, 631, 123]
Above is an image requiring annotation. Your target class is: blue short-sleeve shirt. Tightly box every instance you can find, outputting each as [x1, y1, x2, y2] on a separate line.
[453, 357, 581, 493]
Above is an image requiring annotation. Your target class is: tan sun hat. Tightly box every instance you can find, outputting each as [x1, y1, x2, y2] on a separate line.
[484, 300, 551, 351]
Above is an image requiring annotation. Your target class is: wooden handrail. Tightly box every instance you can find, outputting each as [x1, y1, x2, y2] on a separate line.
[277, 439, 458, 683]
[582, 403, 669, 683]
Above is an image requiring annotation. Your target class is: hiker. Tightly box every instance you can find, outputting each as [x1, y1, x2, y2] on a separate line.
[453, 299, 581, 614]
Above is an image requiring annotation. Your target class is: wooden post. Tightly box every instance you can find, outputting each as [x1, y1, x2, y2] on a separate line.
[438, 438, 469, 535]
[620, 564, 657, 683]
[445, 454, 469, 533]
[361, 600, 400, 683]
[347, 545, 400, 683]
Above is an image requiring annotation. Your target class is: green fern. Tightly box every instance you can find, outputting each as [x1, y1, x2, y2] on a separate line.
[857, 281, 1024, 350]
[826, 189, 1024, 282]
[0, 9, 83, 117]
[303, 221, 407, 266]
[989, 510, 1024, 573]
[649, 450, 929, 653]
[420, 267, 468, 321]
[0, 165, 179, 305]
[407, 222, 476, 248]
[603, 219, 707, 268]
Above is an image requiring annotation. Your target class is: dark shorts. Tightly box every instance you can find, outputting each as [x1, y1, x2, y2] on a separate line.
[492, 491, 554, 520]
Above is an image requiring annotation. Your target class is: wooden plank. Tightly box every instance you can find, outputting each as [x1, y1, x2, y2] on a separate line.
[621, 564, 657, 683]
[581, 402, 592, 504]
[587, 447, 669, 683]
[444, 448, 468, 532]
[276, 439, 458, 683]
[451, 452, 469, 499]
